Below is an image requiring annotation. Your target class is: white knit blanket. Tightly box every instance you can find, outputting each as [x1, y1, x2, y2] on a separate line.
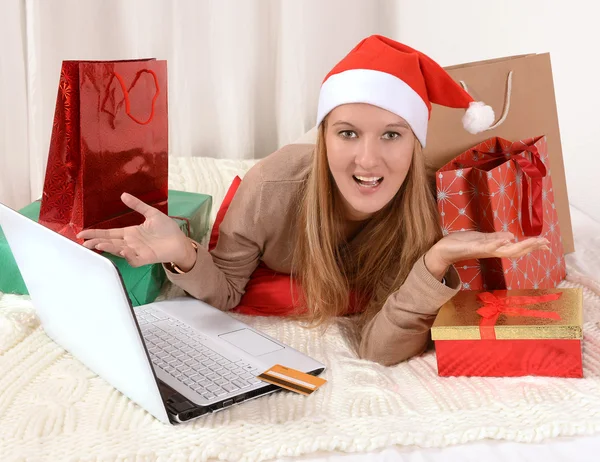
[2, 274, 600, 461]
[2, 157, 600, 461]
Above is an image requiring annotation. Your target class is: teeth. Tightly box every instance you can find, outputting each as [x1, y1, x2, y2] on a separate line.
[354, 175, 382, 182]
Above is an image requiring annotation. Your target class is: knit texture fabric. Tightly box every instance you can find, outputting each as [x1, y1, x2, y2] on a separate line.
[2, 156, 600, 461]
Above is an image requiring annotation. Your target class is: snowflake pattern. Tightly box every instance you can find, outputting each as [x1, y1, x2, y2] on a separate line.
[435, 136, 566, 291]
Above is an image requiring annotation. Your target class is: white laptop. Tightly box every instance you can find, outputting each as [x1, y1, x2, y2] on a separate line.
[0, 202, 326, 424]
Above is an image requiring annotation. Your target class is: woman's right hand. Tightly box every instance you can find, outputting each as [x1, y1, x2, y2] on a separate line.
[77, 193, 196, 269]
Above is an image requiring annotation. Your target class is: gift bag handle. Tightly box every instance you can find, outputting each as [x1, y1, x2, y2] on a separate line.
[460, 71, 513, 131]
[107, 69, 160, 125]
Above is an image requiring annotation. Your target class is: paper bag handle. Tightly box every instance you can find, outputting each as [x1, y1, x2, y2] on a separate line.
[106, 69, 160, 125]
[460, 71, 513, 131]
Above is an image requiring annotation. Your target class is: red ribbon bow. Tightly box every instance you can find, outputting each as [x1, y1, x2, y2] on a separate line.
[476, 291, 562, 340]
[454, 144, 547, 236]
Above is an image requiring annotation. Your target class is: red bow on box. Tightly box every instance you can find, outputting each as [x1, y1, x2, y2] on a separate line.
[476, 291, 562, 340]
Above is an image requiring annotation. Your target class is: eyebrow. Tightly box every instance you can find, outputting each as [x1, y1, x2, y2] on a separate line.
[385, 122, 410, 129]
[331, 120, 410, 129]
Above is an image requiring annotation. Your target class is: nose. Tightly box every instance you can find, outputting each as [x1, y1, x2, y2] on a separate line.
[354, 136, 380, 171]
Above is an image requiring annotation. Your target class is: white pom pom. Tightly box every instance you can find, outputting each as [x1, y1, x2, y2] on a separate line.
[462, 101, 495, 134]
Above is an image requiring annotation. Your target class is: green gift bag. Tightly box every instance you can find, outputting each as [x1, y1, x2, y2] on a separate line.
[0, 190, 212, 306]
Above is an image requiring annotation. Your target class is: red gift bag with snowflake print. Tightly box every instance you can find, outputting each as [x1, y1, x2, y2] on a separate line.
[436, 136, 566, 291]
[39, 59, 168, 243]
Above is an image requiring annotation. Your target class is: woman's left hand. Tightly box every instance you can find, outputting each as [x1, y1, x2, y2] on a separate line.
[424, 231, 550, 280]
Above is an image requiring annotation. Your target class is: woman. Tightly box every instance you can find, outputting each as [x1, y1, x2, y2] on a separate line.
[78, 36, 548, 366]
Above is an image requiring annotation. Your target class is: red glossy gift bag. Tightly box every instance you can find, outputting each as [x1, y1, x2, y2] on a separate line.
[39, 59, 168, 243]
[436, 136, 566, 291]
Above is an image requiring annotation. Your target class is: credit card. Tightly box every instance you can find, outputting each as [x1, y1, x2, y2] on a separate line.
[257, 364, 327, 395]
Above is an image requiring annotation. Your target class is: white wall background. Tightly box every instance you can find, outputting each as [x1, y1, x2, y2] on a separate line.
[1, 0, 599, 223]
[394, 0, 600, 223]
[0, 0, 397, 210]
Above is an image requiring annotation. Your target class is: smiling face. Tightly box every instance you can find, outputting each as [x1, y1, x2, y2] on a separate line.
[324, 103, 416, 222]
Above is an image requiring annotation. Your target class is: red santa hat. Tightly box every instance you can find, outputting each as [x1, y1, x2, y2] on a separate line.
[316, 35, 495, 147]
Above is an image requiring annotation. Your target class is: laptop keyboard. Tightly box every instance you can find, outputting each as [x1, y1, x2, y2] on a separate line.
[136, 308, 263, 401]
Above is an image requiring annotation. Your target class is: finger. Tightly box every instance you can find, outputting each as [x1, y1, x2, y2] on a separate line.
[520, 236, 549, 245]
[120, 247, 141, 268]
[498, 241, 537, 255]
[485, 231, 515, 242]
[121, 193, 157, 219]
[120, 247, 150, 268]
[95, 242, 126, 256]
[516, 237, 550, 250]
[500, 236, 547, 249]
[510, 248, 541, 259]
[496, 238, 548, 257]
[81, 238, 108, 249]
[82, 237, 122, 247]
[77, 228, 125, 240]
[476, 236, 516, 255]
[488, 236, 515, 248]
[81, 238, 127, 255]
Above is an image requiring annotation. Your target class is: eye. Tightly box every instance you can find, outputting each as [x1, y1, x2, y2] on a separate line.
[338, 130, 358, 139]
[382, 131, 401, 140]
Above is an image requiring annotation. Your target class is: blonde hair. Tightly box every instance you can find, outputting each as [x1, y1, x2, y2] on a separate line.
[291, 121, 443, 334]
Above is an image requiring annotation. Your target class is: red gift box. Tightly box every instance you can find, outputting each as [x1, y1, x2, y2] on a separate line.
[431, 288, 583, 378]
[436, 136, 566, 291]
[39, 59, 169, 243]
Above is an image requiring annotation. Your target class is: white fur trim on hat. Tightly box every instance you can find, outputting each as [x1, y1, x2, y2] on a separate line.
[462, 101, 495, 134]
[316, 69, 429, 147]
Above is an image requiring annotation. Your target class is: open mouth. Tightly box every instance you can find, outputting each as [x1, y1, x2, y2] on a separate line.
[353, 175, 383, 188]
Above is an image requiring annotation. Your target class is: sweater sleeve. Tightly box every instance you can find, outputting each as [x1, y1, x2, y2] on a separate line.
[163, 163, 266, 311]
[358, 256, 461, 366]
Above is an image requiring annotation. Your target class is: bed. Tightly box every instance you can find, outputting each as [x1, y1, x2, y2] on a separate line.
[1, 142, 600, 461]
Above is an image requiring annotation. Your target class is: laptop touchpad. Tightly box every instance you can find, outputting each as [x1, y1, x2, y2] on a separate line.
[219, 329, 284, 356]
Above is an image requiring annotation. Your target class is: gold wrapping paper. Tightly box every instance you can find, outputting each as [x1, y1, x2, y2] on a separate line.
[431, 288, 583, 340]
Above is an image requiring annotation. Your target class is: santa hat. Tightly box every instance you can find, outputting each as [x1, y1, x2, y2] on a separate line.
[316, 35, 495, 147]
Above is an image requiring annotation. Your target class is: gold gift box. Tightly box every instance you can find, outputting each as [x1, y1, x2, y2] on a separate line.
[431, 288, 583, 341]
